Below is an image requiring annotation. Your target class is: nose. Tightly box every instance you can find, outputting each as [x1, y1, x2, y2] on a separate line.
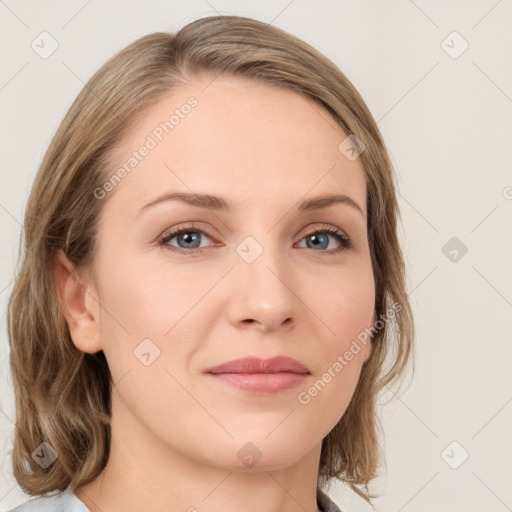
[227, 238, 298, 333]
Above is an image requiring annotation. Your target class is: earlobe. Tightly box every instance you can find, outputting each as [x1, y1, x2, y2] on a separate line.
[51, 250, 102, 354]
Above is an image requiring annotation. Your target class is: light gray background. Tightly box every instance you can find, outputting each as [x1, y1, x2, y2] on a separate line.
[1, 1, 511, 511]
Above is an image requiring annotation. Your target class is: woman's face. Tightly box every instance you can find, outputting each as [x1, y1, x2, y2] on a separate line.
[82, 74, 375, 471]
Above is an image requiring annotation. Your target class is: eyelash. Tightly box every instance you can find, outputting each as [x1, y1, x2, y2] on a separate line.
[157, 223, 353, 255]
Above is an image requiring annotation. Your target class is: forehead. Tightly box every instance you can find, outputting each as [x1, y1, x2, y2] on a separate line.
[103, 74, 367, 217]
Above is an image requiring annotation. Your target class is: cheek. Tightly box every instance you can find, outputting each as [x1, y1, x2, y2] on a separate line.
[307, 262, 375, 344]
[295, 269, 374, 431]
[94, 257, 217, 376]
[98, 256, 207, 333]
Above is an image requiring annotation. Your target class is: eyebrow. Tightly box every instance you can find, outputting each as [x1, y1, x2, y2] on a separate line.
[138, 192, 365, 217]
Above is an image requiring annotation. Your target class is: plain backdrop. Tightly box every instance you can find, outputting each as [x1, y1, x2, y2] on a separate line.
[1, 1, 511, 511]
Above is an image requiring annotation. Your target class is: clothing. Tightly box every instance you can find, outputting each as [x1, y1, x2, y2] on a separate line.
[5, 486, 343, 512]
[317, 487, 344, 512]
[4, 489, 88, 511]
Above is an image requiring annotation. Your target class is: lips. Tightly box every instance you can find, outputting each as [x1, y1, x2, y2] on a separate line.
[205, 356, 311, 394]
[205, 355, 311, 375]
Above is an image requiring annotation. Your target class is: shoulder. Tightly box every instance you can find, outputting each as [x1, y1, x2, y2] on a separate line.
[5, 490, 89, 512]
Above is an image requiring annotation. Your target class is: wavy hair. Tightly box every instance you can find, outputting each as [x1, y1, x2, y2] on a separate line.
[6, 15, 414, 504]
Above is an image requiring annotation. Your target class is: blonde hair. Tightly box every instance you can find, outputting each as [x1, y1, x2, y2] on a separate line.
[7, 15, 414, 504]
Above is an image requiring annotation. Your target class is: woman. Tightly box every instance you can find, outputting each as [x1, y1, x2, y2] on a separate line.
[6, 14, 414, 512]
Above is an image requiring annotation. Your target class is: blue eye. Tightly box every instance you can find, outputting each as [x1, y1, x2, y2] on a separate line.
[158, 227, 213, 252]
[298, 226, 352, 251]
[158, 223, 352, 254]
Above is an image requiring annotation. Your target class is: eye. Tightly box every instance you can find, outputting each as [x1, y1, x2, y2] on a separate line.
[158, 224, 216, 253]
[296, 224, 352, 253]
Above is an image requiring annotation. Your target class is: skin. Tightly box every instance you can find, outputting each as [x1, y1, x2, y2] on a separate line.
[52, 74, 376, 512]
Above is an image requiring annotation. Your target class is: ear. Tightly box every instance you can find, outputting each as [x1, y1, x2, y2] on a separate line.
[51, 250, 102, 354]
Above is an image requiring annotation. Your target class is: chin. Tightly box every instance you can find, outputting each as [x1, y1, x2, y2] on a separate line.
[194, 435, 314, 473]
